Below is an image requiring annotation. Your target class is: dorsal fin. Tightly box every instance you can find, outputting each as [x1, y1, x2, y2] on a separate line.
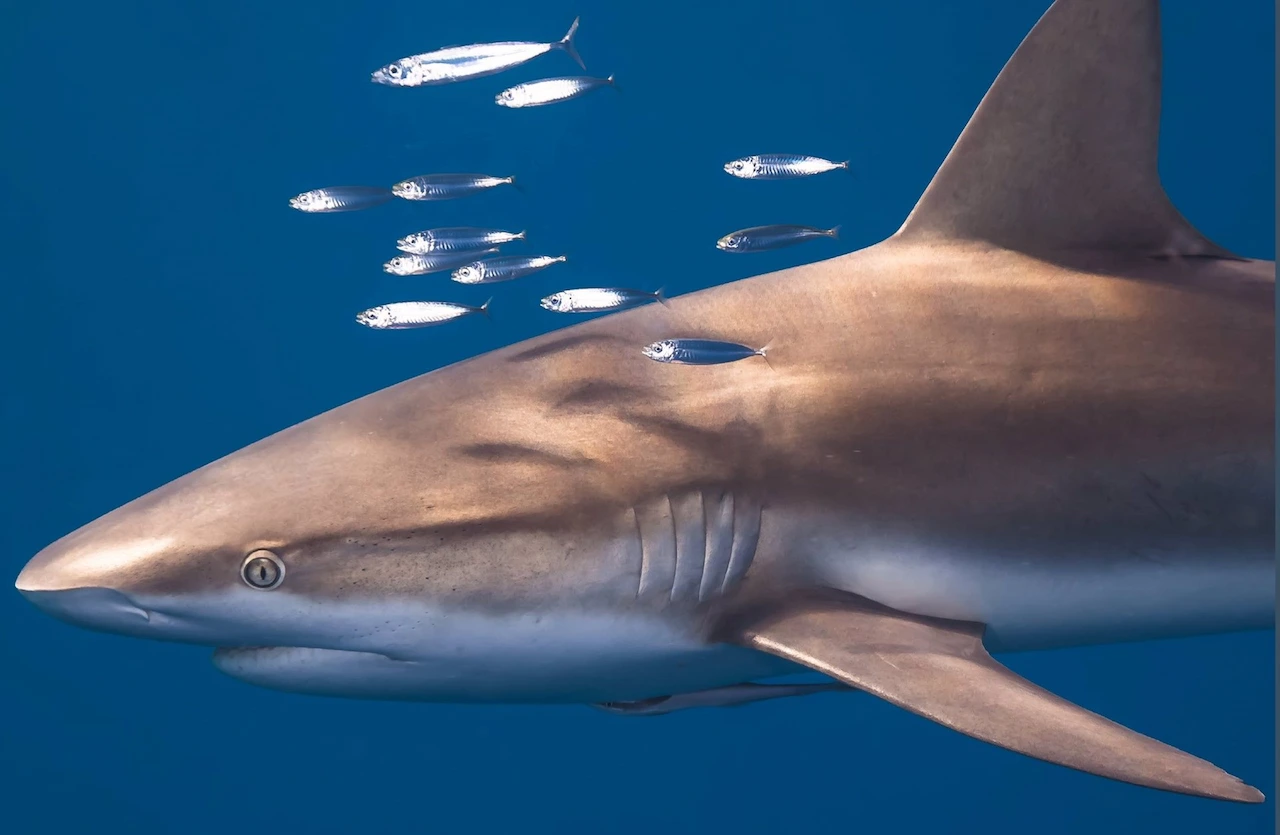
[894, 0, 1235, 258]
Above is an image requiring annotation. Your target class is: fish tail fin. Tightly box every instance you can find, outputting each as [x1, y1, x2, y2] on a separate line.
[838, 160, 857, 179]
[757, 341, 774, 370]
[506, 176, 526, 194]
[559, 17, 585, 69]
[654, 286, 670, 307]
[606, 73, 619, 91]
[556, 254, 568, 263]
[515, 230, 528, 241]
[478, 298, 493, 319]
[826, 225, 841, 239]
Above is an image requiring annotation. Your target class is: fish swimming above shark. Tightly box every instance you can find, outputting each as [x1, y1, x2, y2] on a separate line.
[14, 0, 1274, 805]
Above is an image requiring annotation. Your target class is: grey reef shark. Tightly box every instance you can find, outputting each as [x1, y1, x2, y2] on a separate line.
[15, 0, 1274, 804]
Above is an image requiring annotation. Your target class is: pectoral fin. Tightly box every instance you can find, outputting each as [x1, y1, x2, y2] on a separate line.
[723, 591, 1263, 803]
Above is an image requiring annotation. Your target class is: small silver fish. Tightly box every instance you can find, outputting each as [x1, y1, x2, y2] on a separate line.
[496, 74, 616, 108]
[452, 255, 567, 284]
[391, 174, 516, 201]
[397, 227, 526, 255]
[288, 186, 395, 213]
[642, 338, 770, 366]
[723, 154, 850, 180]
[355, 299, 491, 330]
[383, 248, 500, 276]
[540, 287, 665, 313]
[716, 224, 840, 252]
[371, 18, 584, 87]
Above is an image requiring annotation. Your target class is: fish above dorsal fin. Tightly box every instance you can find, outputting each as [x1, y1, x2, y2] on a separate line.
[721, 590, 1264, 803]
[894, 0, 1237, 259]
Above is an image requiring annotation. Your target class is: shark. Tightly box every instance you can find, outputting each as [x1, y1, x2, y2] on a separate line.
[14, 0, 1274, 805]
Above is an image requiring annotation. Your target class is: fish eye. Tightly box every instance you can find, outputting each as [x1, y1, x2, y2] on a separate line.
[388, 65, 402, 77]
[241, 550, 285, 590]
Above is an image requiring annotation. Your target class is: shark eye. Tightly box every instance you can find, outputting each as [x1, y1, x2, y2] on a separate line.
[241, 550, 285, 590]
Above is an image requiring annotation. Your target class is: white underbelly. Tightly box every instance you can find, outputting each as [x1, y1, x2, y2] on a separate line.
[210, 606, 801, 703]
[807, 528, 1275, 651]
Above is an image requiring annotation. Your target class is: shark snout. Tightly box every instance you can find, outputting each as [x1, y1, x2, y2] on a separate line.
[15, 529, 176, 634]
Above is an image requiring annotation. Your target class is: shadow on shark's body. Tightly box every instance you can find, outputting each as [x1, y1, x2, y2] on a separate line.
[14, 0, 1274, 805]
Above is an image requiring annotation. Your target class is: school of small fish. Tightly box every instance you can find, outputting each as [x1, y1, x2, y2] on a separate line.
[287, 17, 851, 367]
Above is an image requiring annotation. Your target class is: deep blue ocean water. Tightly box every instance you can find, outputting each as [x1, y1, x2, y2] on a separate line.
[1, 1, 1274, 832]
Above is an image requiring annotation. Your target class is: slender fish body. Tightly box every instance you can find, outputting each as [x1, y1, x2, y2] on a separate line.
[496, 75, 616, 108]
[540, 287, 665, 313]
[452, 255, 567, 284]
[723, 154, 850, 180]
[371, 18, 584, 87]
[384, 248, 500, 276]
[288, 186, 395, 213]
[716, 224, 840, 252]
[392, 174, 516, 201]
[355, 299, 491, 329]
[397, 227, 526, 255]
[642, 338, 769, 366]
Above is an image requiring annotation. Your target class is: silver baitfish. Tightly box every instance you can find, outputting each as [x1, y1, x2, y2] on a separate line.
[642, 338, 770, 366]
[452, 255, 566, 284]
[392, 174, 516, 201]
[355, 299, 491, 330]
[540, 287, 666, 313]
[397, 227, 526, 255]
[496, 74, 616, 108]
[384, 248, 499, 276]
[288, 186, 395, 213]
[723, 154, 850, 180]
[371, 18, 584, 87]
[716, 224, 840, 252]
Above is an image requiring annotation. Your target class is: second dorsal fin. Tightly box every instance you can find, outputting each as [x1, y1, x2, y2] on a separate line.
[894, 0, 1235, 259]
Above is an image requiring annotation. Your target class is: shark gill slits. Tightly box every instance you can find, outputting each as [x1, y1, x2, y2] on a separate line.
[241, 550, 285, 590]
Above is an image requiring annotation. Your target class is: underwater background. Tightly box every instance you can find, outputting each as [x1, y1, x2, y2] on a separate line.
[0, 0, 1274, 832]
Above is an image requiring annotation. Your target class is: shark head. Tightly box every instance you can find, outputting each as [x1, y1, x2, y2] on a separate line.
[13, 323, 795, 703]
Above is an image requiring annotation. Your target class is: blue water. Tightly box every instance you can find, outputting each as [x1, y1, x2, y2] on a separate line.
[1, 1, 1274, 832]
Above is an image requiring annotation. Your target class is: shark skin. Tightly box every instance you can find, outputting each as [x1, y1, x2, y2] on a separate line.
[13, 0, 1274, 805]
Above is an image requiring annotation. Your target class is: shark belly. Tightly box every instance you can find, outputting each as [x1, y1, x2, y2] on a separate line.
[211, 606, 801, 703]
[800, 506, 1275, 652]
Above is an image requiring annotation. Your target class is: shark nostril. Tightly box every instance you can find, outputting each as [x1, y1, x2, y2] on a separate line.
[18, 587, 150, 630]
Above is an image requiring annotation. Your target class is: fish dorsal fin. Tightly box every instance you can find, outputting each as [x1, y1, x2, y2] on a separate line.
[894, 0, 1234, 258]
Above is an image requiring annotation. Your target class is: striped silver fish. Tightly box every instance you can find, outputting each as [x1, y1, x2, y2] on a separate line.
[397, 227, 526, 255]
[288, 186, 394, 213]
[540, 287, 665, 313]
[642, 338, 770, 366]
[391, 174, 516, 201]
[723, 154, 850, 180]
[716, 224, 840, 252]
[355, 299, 490, 330]
[384, 249, 499, 277]
[452, 255, 566, 284]
[496, 74, 616, 108]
